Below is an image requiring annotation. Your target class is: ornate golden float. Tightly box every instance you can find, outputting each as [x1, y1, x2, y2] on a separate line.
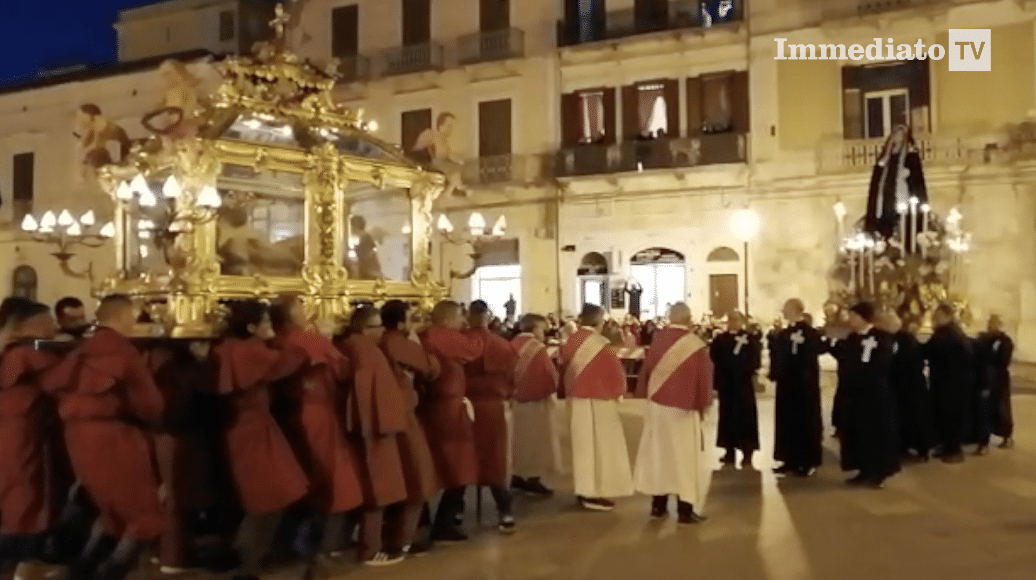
[88, 7, 446, 337]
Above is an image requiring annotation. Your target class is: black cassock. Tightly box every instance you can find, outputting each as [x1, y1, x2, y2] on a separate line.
[821, 326, 851, 434]
[836, 329, 900, 479]
[889, 330, 935, 455]
[976, 331, 1014, 439]
[770, 321, 824, 468]
[711, 330, 762, 453]
[921, 323, 976, 455]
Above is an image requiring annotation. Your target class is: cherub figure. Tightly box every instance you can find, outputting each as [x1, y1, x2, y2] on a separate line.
[412, 112, 466, 197]
[73, 103, 131, 170]
[142, 60, 202, 150]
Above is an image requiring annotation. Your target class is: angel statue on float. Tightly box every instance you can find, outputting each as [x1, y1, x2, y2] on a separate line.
[141, 59, 204, 153]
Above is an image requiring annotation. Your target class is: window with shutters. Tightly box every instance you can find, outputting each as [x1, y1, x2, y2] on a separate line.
[219, 10, 235, 41]
[578, 91, 606, 144]
[11, 153, 33, 222]
[402, 0, 431, 46]
[842, 60, 929, 140]
[686, 71, 749, 136]
[331, 5, 359, 57]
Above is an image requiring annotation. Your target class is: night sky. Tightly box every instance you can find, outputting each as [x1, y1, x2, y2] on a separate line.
[1, 0, 156, 87]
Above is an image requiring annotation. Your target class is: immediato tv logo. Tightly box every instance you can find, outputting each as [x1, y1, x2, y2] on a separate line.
[774, 29, 991, 71]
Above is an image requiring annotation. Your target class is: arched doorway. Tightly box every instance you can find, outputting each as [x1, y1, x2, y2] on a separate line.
[577, 252, 609, 308]
[630, 248, 686, 320]
[11, 265, 37, 301]
[706, 246, 740, 318]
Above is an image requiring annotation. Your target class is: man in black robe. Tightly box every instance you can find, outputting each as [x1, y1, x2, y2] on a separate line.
[878, 312, 934, 461]
[711, 311, 761, 468]
[821, 309, 852, 438]
[770, 298, 824, 477]
[976, 315, 1015, 449]
[837, 303, 900, 488]
[922, 304, 975, 464]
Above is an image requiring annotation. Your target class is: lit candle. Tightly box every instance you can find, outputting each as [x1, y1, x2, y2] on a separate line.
[897, 202, 908, 251]
[920, 203, 930, 259]
[908, 197, 919, 254]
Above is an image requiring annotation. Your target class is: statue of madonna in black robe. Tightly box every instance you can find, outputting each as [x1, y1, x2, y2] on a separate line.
[865, 125, 929, 243]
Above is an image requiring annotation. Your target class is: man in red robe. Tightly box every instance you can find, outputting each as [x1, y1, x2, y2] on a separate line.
[462, 301, 517, 534]
[339, 307, 411, 566]
[509, 314, 558, 497]
[0, 302, 61, 567]
[378, 300, 441, 556]
[43, 295, 166, 580]
[419, 300, 483, 542]
[633, 303, 714, 524]
[561, 304, 634, 512]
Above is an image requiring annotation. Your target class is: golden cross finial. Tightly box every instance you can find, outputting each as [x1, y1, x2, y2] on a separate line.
[270, 3, 290, 41]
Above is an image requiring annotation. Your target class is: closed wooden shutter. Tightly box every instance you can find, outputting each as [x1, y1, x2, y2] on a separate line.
[686, 77, 702, 136]
[621, 85, 639, 141]
[560, 92, 581, 147]
[907, 59, 930, 133]
[480, 0, 510, 31]
[602, 87, 617, 144]
[478, 99, 512, 156]
[331, 5, 359, 57]
[402, 0, 430, 45]
[12, 153, 33, 221]
[842, 66, 863, 139]
[662, 79, 679, 138]
[401, 109, 432, 162]
[731, 70, 749, 134]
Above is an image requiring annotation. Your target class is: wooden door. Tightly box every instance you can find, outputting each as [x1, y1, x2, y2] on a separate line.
[401, 109, 432, 163]
[480, 0, 509, 31]
[478, 99, 512, 157]
[331, 5, 359, 57]
[709, 273, 738, 318]
[402, 0, 430, 45]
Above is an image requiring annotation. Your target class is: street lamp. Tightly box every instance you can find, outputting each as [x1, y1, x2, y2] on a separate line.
[730, 208, 760, 317]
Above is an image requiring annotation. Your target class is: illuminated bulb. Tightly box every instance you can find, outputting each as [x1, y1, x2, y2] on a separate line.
[99, 222, 116, 238]
[920, 203, 930, 212]
[197, 185, 222, 209]
[908, 196, 919, 207]
[137, 219, 155, 229]
[896, 202, 908, 213]
[80, 210, 96, 227]
[168, 220, 186, 233]
[20, 214, 38, 232]
[279, 125, 293, 136]
[437, 214, 453, 233]
[162, 175, 182, 199]
[57, 210, 74, 227]
[467, 212, 486, 235]
[66, 222, 82, 237]
[129, 175, 150, 196]
[40, 211, 57, 230]
[492, 215, 507, 236]
[115, 181, 133, 201]
[366, 120, 378, 132]
[401, 221, 412, 235]
[139, 244, 150, 259]
[834, 201, 847, 219]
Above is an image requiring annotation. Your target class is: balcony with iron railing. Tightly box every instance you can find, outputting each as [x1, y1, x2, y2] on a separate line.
[458, 28, 525, 65]
[820, 0, 939, 21]
[816, 134, 983, 174]
[553, 131, 747, 178]
[334, 54, 371, 83]
[381, 42, 444, 76]
[557, 0, 742, 48]
[462, 154, 550, 187]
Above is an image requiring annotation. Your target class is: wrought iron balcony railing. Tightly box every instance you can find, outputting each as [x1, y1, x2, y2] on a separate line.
[458, 28, 525, 65]
[816, 135, 979, 174]
[381, 42, 444, 76]
[552, 132, 748, 178]
[462, 154, 549, 187]
[557, 0, 741, 47]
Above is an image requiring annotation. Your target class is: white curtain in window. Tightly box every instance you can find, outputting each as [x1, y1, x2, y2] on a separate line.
[580, 92, 605, 142]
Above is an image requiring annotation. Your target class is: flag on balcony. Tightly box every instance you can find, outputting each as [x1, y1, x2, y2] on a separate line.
[864, 125, 929, 245]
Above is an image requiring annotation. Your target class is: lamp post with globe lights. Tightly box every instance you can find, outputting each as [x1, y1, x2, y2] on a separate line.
[730, 207, 760, 317]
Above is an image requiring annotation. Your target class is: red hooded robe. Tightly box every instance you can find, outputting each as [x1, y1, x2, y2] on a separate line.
[463, 328, 516, 485]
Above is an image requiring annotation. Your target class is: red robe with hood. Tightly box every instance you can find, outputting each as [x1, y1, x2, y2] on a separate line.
[379, 330, 441, 502]
[43, 327, 166, 539]
[338, 333, 409, 508]
[0, 343, 61, 534]
[214, 336, 309, 514]
[277, 328, 364, 513]
[418, 327, 483, 488]
[463, 328, 516, 486]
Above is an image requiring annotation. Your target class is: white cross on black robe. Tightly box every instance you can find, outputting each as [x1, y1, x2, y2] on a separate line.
[837, 328, 900, 481]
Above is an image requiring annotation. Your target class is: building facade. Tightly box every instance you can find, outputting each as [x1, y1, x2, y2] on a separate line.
[2, 0, 1036, 358]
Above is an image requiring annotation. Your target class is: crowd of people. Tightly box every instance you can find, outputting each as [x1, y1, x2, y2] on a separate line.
[0, 291, 1015, 580]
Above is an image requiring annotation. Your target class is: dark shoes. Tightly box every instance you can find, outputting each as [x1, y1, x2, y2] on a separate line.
[975, 445, 989, 456]
[999, 438, 1015, 449]
[498, 514, 517, 534]
[721, 450, 737, 465]
[772, 464, 792, 474]
[650, 496, 668, 518]
[512, 476, 554, 497]
[676, 501, 707, 524]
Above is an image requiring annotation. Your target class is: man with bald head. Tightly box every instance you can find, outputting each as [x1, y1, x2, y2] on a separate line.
[633, 303, 713, 523]
[770, 298, 824, 476]
[976, 314, 1015, 449]
[879, 311, 934, 460]
[711, 311, 762, 467]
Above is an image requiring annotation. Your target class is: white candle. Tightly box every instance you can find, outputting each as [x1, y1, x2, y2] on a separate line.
[849, 251, 856, 292]
[897, 203, 908, 251]
[868, 243, 876, 295]
[920, 203, 929, 259]
[909, 199, 917, 254]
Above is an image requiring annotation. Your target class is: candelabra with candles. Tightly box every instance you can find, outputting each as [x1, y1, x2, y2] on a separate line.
[431, 211, 507, 282]
[114, 173, 223, 265]
[832, 199, 970, 324]
[19, 209, 116, 279]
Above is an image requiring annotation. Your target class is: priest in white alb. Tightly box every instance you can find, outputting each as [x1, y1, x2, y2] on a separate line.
[560, 304, 635, 512]
[633, 302, 715, 523]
